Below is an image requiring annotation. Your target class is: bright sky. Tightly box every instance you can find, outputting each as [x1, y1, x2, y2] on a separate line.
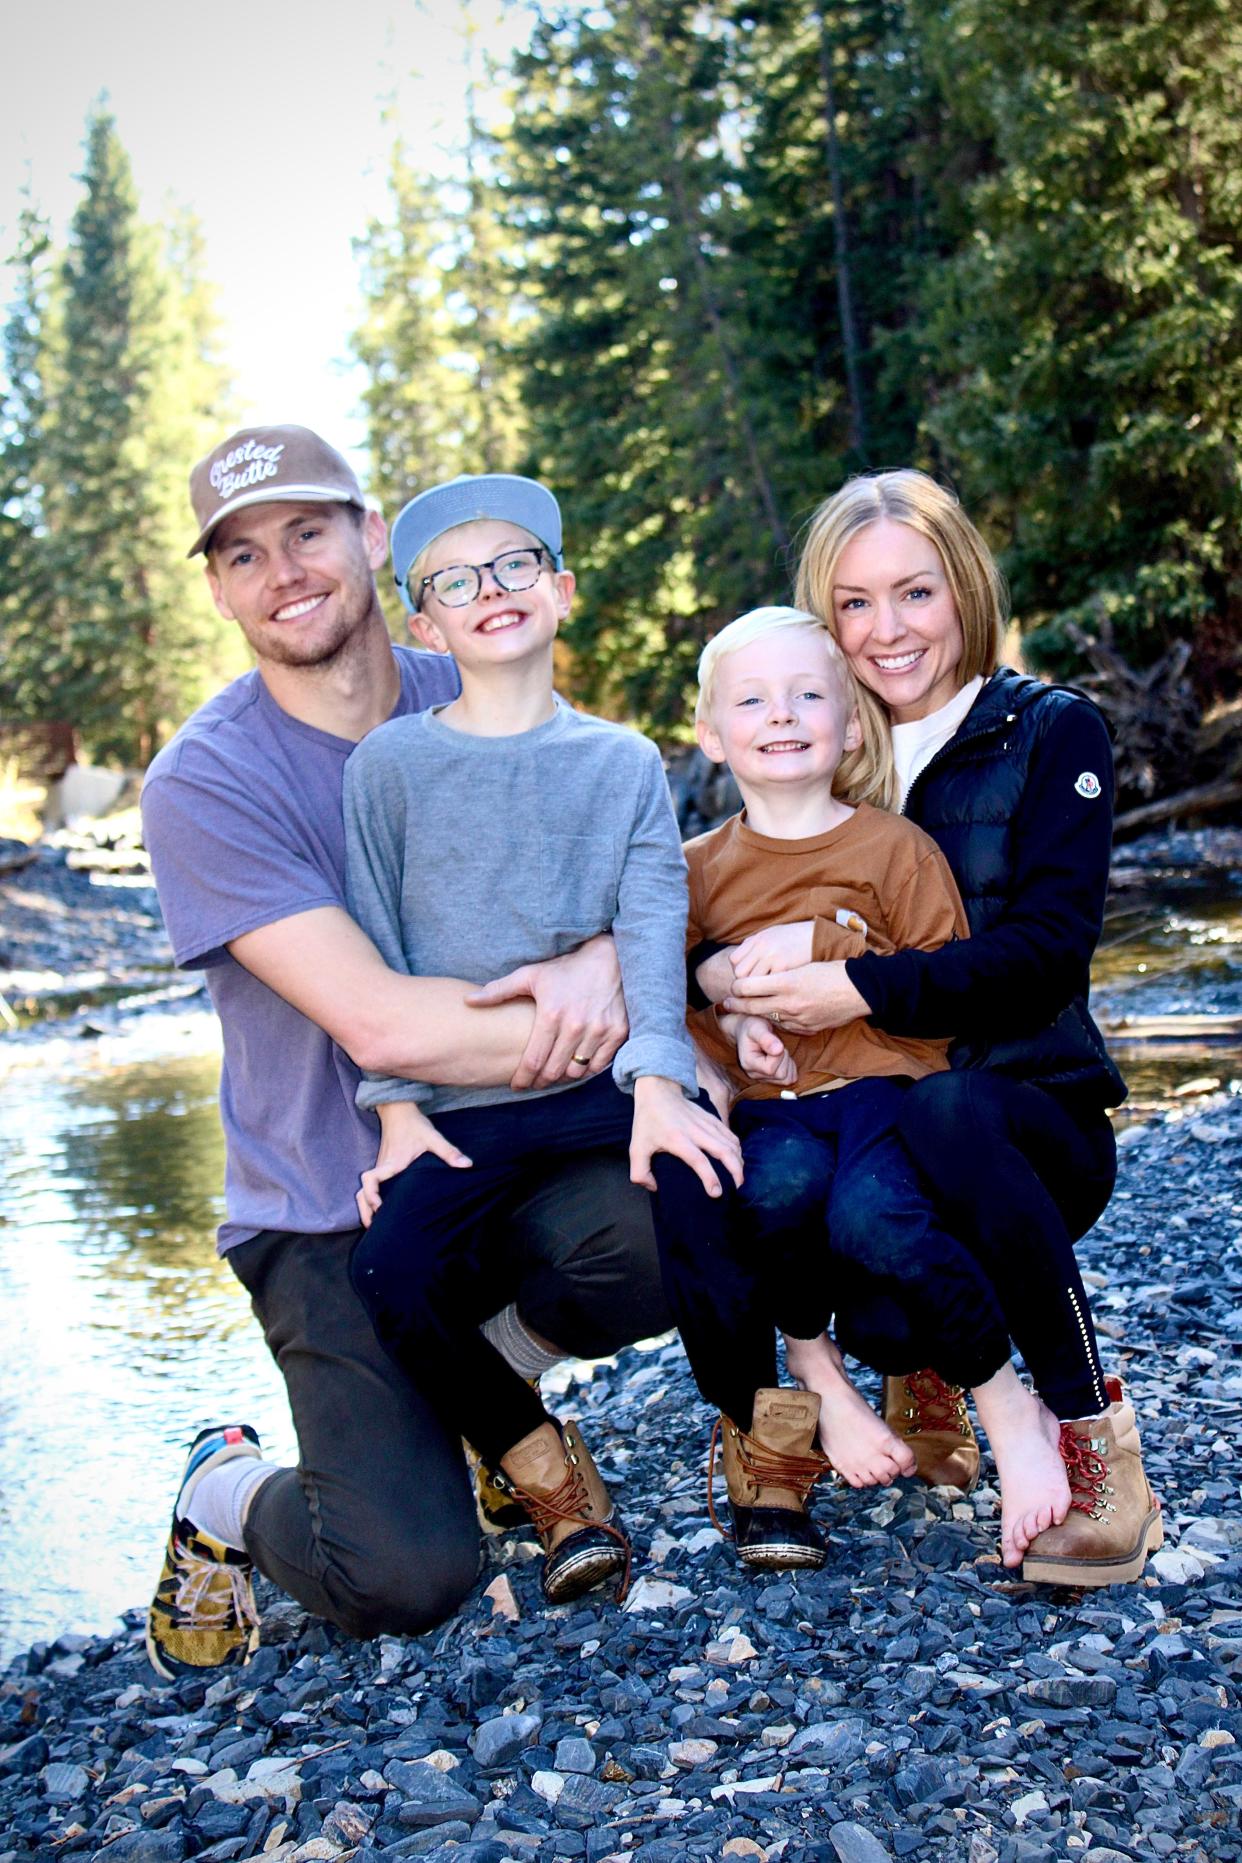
[0, 0, 531, 484]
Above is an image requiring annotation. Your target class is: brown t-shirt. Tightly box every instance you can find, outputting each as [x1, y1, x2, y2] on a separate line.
[685, 802, 969, 1098]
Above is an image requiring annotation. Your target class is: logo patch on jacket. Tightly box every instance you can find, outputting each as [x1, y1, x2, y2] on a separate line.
[1074, 771, 1102, 799]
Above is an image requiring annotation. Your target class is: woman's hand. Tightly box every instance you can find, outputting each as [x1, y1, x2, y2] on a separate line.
[357, 1101, 472, 1228]
[630, 1076, 744, 1198]
[723, 959, 870, 1035]
[732, 920, 815, 978]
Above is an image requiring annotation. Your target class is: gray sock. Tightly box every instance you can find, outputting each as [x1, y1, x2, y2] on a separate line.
[481, 1303, 565, 1380]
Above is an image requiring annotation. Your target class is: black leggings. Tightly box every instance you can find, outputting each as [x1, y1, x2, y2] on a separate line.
[837, 1070, 1114, 1419]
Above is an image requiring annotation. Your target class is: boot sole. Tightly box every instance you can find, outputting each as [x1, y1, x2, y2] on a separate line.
[738, 1542, 826, 1571]
[1021, 1505, 1164, 1588]
[542, 1542, 628, 1603]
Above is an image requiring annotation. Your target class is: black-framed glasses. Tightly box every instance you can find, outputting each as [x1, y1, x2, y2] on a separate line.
[411, 546, 553, 610]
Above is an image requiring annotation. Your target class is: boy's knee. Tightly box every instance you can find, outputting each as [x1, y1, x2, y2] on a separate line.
[738, 1128, 824, 1229]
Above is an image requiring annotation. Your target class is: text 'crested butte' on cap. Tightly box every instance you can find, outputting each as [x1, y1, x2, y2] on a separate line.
[187, 424, 366, 556]
[390, 474, 563, 610]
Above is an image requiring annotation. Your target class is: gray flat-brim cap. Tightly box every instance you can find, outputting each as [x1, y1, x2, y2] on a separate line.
[392, 474, 563, 610]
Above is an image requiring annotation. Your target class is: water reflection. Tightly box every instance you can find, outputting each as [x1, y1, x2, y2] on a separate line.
[0, 1022, 293, 1662]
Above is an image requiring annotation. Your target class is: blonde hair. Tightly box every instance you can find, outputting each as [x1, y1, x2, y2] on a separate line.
[695, 605, 895, 810]
[794, 470, 1007, 692]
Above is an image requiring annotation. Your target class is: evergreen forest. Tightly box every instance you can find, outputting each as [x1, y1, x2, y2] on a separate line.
[3, 0, 1241, 800]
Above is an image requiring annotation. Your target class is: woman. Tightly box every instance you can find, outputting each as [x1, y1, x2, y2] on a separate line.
[714, 469, 1160, 1586]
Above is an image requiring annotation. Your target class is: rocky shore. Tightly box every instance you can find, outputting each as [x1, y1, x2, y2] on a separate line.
[2, 1084, 1240, 1863]
[2, 824, 1240, 1862]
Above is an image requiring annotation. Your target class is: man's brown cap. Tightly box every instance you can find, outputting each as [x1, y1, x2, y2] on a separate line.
[187, 423, 366, 557]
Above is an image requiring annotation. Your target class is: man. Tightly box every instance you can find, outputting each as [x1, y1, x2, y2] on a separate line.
[140, 424, 670, 1676]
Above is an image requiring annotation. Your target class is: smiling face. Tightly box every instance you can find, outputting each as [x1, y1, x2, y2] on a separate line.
[409, 518, 574, 672]
[829, 518, 965, 723]
[697, 626, 862, 799]
[206, 500, 387, 668]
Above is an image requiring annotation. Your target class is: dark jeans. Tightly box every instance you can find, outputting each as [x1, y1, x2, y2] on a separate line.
[230, 1142, 669, 1639]
[837, 1071, 1114, 1419]
[733, 1080, 1011, 1392]
[348, 1072, 730, 1469]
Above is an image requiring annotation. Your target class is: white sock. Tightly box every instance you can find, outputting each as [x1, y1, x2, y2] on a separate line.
[185, 1459, 280, 1551]
[481, 1304, 565, 1380]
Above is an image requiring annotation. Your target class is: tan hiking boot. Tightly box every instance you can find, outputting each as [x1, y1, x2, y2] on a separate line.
[1022, 1378, 1163, 1587]
[495, 1419, 630, 1604]
[883, 1369, 981, 1493]
[710, 1388, 833, 1571]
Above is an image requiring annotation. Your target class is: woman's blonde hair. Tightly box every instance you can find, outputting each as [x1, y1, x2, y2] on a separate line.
[694, 605, 896, 811]
[794, 470, 1007, 693]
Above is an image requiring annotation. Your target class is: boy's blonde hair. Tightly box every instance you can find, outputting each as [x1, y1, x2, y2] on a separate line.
[794, 469, 1007, 688]
[695, 605, 896, 810]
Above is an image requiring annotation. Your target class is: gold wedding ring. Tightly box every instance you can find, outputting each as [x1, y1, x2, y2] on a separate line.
[770, 1012, 784, 1028]
[572, 1053, 592, 1066]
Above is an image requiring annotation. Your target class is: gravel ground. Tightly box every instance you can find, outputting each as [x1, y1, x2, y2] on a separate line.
[1, 1089, 1239, 1863]
[2, 826, 1239, 1862]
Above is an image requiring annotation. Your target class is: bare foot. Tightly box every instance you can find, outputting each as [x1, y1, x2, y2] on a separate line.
[782, 1331, 918, 1487]
[972, 1363, 1070, 1566]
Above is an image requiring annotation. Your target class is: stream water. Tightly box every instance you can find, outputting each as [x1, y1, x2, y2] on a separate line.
[0, 875, 1238, 1662]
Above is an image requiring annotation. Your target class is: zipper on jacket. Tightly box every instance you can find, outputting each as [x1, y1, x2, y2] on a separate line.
[900, 670, 1034, 818]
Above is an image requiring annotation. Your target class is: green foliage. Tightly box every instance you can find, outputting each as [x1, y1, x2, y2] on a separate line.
[918, 0, 1242, 695]
[0, 107, 236, 767]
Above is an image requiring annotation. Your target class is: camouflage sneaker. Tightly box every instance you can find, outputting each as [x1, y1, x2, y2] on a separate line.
[145, 1424, 263, 1680]
[464, 1436, 531, 1534]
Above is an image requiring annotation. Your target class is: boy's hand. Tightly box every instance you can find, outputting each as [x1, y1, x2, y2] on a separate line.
[732, 920, 815, 978]
[357, 1101, 472, 1229]
[693, 1044, 735, 1121]
[465, 933, 627, 1090]
[734, 1015, 797, 1085]
[630, 1075, 743, 1199]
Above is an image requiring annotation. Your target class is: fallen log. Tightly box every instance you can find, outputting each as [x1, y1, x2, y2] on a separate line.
[1114, 778, 1242, 836]
[1098, 1011, 1242, 1044]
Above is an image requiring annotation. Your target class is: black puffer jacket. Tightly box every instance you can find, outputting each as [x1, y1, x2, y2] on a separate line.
[846, 667, 1126, 1107]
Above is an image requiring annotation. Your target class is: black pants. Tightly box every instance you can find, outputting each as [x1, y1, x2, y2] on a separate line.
[348, 1072, 731, 1469]
[231, 1142, 669, 1640]
[837, 1070, 1114, 1420]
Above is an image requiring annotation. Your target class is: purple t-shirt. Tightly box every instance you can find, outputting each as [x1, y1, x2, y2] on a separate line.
[141, 647, 460, 1252]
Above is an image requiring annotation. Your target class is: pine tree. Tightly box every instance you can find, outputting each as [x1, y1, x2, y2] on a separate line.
[0, 193, 56, 724]
[29, 107, 235, 765]
[919, 0, 1242, 698]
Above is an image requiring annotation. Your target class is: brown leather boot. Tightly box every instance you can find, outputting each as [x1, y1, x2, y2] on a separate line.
[1021, 1378, 1162, 1586]
[883, 1369, 981, 1492]
[495, 1419, 630, 1604]
[710, 1388, 833, 1571]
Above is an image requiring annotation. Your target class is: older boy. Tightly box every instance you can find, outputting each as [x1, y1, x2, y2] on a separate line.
[341, 473, 741, 1604]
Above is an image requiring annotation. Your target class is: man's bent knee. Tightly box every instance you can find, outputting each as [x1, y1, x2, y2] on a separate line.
[312, 1535, 481, 1641]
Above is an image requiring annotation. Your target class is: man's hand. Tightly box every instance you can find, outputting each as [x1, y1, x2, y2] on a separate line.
[629, 1075, 743, 1199]
[357, 1100, 472, 1229]
[734, 1015, 797, 1085]
[732, 920, 815, 979]
[466, 933, 628, 1090]
[722, 959, 870, 1035]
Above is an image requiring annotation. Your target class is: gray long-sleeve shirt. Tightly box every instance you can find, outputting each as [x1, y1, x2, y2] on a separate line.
[342, 697, 699, 1114]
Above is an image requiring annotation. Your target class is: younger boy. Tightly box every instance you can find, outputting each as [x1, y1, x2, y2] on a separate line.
[678, 607, 1096, 1573]
[340, 473, 740, 1605]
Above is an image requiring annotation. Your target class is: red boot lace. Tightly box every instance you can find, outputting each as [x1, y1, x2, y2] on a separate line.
[902, 1369, 969, 1435]
[507, 1459, 631, 1601]
[1058, 1424, 1111, 1519]
[706, 1416, 833, 1539]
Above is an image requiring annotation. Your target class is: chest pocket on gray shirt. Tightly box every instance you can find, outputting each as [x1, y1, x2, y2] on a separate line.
[540, 832, 620, 940]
